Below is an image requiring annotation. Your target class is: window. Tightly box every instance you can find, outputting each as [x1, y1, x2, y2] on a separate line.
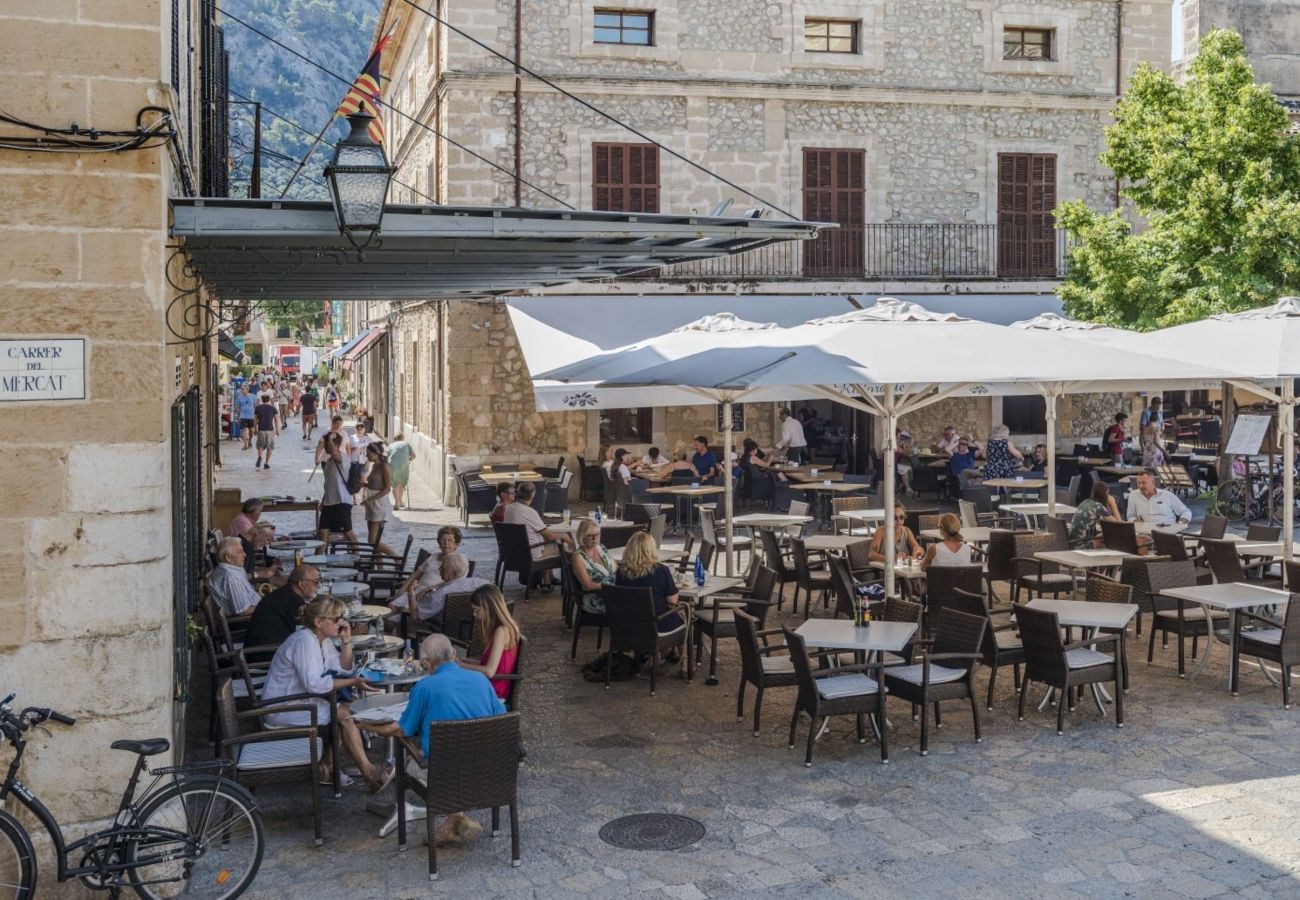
[1003, 396, 1047, 434]
[600, 408, 652, 443]
[592, 142, 660, 213]
[593, 9, 653, 45]
[1003, 27, 1053, 61]
[996, 152, 1058, 278]
[804, 18, 858, 54]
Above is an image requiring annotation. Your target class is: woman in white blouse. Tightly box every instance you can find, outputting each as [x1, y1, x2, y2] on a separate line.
[262, 596, 392, 791]
[921, 513, 973, 569]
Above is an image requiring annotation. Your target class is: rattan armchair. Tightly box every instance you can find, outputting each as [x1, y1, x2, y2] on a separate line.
[924, 564, 985, 635]
[693, 566, 778, 684]
[1141, 559, 1224, 675]
[395, 712, 523, 879]
[759, 527, 799, 612]
[492, 521, 564, 599]
[790, 536, 833, 618]
[1014, 604, 1125, 735]
[1203, 538, 1283, 589]
[1011, 531, 1073, 604]
[951, 587, 1023, 711]
[1232, 596, 1300, 705]
[783, 626, 889, 767]
[883, 608, 986, 756]
[734, 610, 799, 736]
[1099, 520, 1141, 555]
[600, 585, 689, 694]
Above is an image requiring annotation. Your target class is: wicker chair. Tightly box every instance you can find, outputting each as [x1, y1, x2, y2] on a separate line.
[1145, 560, 1228, 675]
[924, 564, 985, 635]
[1099, 519, 1141, 555]
[1014, 603, 1125, 735]
[883, 609, 986, 756]
[1246, 524, 1282, 541]
[984, 529, 1030, 607]
[456, 472, 497, 526]
[600, 585, 688, 695]
[783, 626, 889, 767]
[693, 566, 778, 684]
[394, 712, 523, 879]
[845, 539, 873, 581]
[1119, 554, 1172, 636]
[1081, 573, 1135, 690]
[216, 677, 332, 846]
[700, 507, 751, 572]
[599, 523, 641, 551]
[492, 522, 563, 600]
[1203, 538, 1283, 589]
[1231, 595, 1300, 704]
[828, 555, 860, 621]
[1043, 515, 1071, 548]
[734, 610, 799, 736]
[952, 587, 1023, 711]
[790, 536, 833, 618]
[1011, 531, 1073, 604]
[759, 527, 798, 611]
[1150, 529, 1190, 562]
[833, 496, 874, 535]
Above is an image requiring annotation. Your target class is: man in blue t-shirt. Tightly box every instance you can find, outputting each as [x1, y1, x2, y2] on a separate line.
[690, 435, 719, 484]
[366, 633, 505, 846]
[234, 385, 256, 450]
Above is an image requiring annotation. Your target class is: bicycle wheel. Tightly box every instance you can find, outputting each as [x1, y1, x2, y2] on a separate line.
[0, 810, 36, 900]
[1210, 480, 1248, 523]
[127, 776, 263, 900]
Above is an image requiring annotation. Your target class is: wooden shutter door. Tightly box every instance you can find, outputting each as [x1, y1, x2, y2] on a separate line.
[593, 142, 659, 213]
[802, 148, 865, 277]
[998, 152, 1056, 278]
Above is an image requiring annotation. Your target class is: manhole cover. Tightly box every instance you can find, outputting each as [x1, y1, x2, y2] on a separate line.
[599, 814, 705, 851]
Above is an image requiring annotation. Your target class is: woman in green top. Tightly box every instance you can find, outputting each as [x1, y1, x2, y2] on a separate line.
[1067, 480, 1122, 548]
[385, 433, 415, 509]
[570, 517, 615, 613]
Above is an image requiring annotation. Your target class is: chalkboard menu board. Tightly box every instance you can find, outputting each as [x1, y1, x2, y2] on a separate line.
[716, 403, 745, 433]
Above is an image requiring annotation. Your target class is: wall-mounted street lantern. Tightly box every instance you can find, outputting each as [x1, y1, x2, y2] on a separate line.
[323, 104, 394, 257]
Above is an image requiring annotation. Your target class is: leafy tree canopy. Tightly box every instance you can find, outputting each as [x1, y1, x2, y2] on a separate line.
[1056, 29, 1300, 330]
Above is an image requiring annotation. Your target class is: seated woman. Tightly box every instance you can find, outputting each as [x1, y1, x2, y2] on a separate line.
[614, 531, 684, 633]
[660, 451, 696, 478]
[459, 584, 522, 702]
[261, 596, 392, 791]
[894, 431, 915, 496]
[391, 524, 463, 611]
[869, 503, 924, 563]
[921, 513, 972, 569]
[947, 436, 982, 496]
[613, 448, 633, 484]
[571, 518, 615, 614]
[1067, 481, 1122, 548]
[1027, 444, 1049, 473]
[741, 437, 771, 471]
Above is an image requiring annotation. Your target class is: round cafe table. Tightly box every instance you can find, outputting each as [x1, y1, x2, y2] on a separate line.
[321, 580, 369, 599]
[316, 566, 357, 581]
[303, 553, 360, 566]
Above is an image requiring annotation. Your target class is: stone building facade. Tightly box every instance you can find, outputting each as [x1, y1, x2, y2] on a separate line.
[1180, 0, 1300, 100]
[1, 0, 219, 845]
[360, 0, 1174, 498]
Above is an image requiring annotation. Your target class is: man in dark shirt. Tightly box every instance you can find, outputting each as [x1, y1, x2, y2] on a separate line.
[299, 387, 318, 439]
[253, 393, 280, 470]
[690, 435, 719, 484]
[243, 565, 319, 661]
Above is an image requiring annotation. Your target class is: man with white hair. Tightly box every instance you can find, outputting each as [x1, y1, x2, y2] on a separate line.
[205, 537, 261, 617]
[388, 551, 488, 625]
[362, 633, 505, 846]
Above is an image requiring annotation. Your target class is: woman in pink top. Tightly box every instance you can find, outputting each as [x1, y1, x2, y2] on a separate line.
[460, 584, 521, 701]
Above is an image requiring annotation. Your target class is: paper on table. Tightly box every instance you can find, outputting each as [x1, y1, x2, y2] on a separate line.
[351, 702, 409, 724]
[1073, 549, 1123, 557]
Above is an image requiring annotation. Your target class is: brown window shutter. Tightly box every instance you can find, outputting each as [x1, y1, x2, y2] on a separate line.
[593, 142, 659, 213]
[997, 152, 1057, 277]
[803, 147, 865, 278]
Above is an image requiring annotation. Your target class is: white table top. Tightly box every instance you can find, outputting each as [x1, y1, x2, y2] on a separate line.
[838, 508, 887, 522]
[1135, 521, 1187, 535]
[1234, 541, 1286, 558]
[321, 580, 368, 598]
[869, 559, 928, 578]
[647, 485, 725, 496]
[920, 527, 993, 544]
[1026, 598, 1138, 630]
[984, 478, 1048, 489]
[1034, 549, 1136, 569]
[303, 553, 361, 565]
[1001, 503, 1076, 517]
[550, 519, 633, 534]
[268, 538, 325, 551]
[1159, 582, 1291, 610]
[675, 575, 744, 599]
[803, 534, 870, 553]
[730, 513, 815, 528]
[790, 482, 866, 493]
[794, 619, 918, 653]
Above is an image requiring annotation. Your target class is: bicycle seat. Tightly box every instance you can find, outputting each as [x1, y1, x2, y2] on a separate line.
[111, 738, 170, 757]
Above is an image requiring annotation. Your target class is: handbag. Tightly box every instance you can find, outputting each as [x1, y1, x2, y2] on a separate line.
[346, 461, 365, 494]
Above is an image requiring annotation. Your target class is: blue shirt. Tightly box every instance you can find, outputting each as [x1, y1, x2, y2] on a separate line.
[949, 450, 977, 476]
[235, 393, 256, 418]
[691, 450, 719, 481]
[398, 661, 505, 757]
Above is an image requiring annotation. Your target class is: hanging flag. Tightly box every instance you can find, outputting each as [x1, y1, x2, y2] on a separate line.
[335, 32, 392, 144]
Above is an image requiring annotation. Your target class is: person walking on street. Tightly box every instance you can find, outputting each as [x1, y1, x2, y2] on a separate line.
[363, 441, 396, 556]
[325, 379, 341, 417]
[299, 383, 318, 439]
[317, 431, 359, 545]
[277, 379, 292, 429]
[253, 393, 279, 470]
[386, 434, 415, 510]
[235, 384, 256, 451]
[776, 408, 808, 464]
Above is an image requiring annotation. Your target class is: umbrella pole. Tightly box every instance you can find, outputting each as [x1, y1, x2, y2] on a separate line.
[1046, 390, 1058, 516]
[723, 398, 735, 578]
[1284, 380, 1295, 584]
[883, 386, 897, 599]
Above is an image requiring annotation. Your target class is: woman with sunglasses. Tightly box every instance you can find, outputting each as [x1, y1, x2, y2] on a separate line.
[570, 517, 615, 614]
[460, 584, 523, 700]
[262, 596, 393, 792]
[868, 503, 924, 563]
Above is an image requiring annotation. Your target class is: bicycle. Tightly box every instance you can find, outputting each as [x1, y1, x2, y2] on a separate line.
[0, 693, 264, 899]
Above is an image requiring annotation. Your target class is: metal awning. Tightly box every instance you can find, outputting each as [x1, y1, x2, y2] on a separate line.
[340, 327, 386, 372]
[170, 199, 829, 301]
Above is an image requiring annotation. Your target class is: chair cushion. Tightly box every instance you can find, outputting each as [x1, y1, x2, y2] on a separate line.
[1155, 607, 1228, 621]
[1065, 648, 1113, 669]
[237, 737, 322, 771]
[694, 608, 736, 625]
[1241, 628, 1283, 646]
[885, 663, 966, 686]
[816, 673, 880, 700]
[760, 656, 795, 675]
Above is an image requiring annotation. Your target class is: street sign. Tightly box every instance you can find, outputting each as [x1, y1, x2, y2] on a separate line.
[0, 338, 86, 402]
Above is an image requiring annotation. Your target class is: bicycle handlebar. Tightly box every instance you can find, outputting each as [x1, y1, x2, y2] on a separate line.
[48, 711, 76, 727]
[0, 696, 76, 739]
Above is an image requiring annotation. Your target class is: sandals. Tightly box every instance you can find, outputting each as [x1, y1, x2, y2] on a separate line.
[366, 761, 395, 794]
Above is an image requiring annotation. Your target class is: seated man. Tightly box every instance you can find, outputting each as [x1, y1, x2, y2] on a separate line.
[243, 564, 319, 660]
[206, 537, 261, 618]
[227, 498, 273, 549]
[1126, 469, 1191, 530]
[690, 435, 720, 483]
[389, 552, 488, 625]
[365, 633, 506, 847]
[935, 425, 961, 456]
[503, 482, 571, 589]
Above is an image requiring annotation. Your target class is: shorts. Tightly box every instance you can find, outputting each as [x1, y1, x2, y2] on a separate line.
[240, 418, 254, 429]
[319, 503, 353, 534]
[256, 432, 275, 451]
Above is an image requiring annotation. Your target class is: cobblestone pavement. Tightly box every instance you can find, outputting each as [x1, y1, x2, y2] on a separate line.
[213, 424, 1300, 899]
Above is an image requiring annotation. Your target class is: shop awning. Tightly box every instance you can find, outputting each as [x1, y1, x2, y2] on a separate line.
[340, 327, 386, 372]
[170, 199, 828, 301]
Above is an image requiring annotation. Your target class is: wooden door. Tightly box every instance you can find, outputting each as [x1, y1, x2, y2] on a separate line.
[802, 148, 865, 278]
[997, 153, 1057, 277]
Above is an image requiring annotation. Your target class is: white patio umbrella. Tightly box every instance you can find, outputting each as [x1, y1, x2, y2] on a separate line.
[598, 298, 1235, 598]
[1101, 297, 1300, 572]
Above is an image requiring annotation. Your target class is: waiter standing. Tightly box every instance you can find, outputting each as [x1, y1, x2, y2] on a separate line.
[776, 408, 809, 464]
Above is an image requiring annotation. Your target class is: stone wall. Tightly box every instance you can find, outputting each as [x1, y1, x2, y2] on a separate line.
[899, 398, 995, 447]
[1182, 0, 1300, 97]
[664, 402, 778, 456]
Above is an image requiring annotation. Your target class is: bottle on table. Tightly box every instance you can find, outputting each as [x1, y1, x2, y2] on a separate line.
[694, 556, 706, 588]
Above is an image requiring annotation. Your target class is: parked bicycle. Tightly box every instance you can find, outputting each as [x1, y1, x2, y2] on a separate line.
[0, 693, 263, 899]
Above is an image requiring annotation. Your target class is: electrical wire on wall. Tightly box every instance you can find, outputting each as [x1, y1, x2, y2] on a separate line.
[0, 106, 175, 153]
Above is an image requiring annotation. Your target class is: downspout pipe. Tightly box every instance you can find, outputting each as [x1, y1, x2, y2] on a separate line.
[1114, 0, 1124, 209]
[513, 0, 523, 207]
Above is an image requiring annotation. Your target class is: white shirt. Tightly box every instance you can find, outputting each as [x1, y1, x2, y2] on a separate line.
[1126, 488, 1191, 527]
[617, 463, 631, 482]
[640, 454, 667, 468]
[349, 432, 373, 465]
[601, 459, 614, 475]
[504, 502, 551, 559]
[206, 563, 261, 617]
[391, 575, 491, 623]
[778, 417, 807, 450]
[930, 541, 973, 567]
[263, 628, 340, 728]
[937, 433, 962, 455]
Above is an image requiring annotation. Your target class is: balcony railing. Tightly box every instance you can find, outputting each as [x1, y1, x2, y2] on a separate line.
[628, 223, 1070, 282]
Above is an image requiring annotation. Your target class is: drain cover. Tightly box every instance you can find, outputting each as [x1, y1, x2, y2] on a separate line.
[599, 814, 705, 851]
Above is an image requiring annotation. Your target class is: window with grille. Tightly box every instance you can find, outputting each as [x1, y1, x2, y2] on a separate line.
[1003, 27, 1053, 60]
[592, 142, 660, 213]
[804, 19, 859, 54]
[600, 408, 653, 443]
[594, 10, 653, 45]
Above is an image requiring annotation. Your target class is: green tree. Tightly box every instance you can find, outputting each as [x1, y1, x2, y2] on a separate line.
[1056, 29, 1300, 330]
[262, 299, 325, 343]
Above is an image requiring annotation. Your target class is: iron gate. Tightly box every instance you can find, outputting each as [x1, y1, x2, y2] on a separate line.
[171, 386, 204, 702]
